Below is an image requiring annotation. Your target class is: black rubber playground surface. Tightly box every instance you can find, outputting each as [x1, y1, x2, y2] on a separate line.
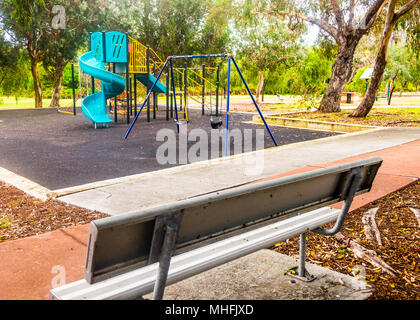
[0, 107, 339, 190]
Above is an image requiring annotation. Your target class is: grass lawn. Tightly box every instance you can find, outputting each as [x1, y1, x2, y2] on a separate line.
[0, 96, 77, 110]
[283, 108, 420, 127]
[2, 94, 419, 114]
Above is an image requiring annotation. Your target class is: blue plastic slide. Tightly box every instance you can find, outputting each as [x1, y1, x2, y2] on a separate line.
[79, 51, 125, 124]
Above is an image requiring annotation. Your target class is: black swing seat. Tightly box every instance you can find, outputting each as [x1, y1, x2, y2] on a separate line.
[210, 118, 223, 129]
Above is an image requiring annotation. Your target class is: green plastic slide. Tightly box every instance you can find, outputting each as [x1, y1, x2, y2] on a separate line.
[79, 51, 125, 124]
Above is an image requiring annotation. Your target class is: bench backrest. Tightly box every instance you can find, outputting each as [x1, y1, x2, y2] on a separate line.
[85, 157, 382, 284]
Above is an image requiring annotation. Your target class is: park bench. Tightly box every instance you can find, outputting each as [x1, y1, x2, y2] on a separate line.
[50, 157, 382, 300]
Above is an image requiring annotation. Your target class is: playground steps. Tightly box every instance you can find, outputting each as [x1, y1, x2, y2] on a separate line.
[135, 73, 167, 94]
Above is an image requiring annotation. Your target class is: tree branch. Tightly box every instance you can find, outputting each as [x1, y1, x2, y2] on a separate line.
[361, 0, 388, 31]
[331, 0, 345, 29]
[348, 0, 356, 27]
[394, 0, 419, 22]
[273, 10, 339, 42]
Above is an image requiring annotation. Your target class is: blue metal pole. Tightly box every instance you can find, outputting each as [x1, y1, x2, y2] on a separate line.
[231, 57, 278, 147]
[171, 53, 228, 60]
[224, 57, 232, 157]
[169, 60, 180, 133]
[124, 59, 169, 139]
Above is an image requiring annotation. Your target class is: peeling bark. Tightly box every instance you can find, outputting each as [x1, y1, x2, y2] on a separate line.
[409, 207, 420, 227]
[335, 232, 396, 276]
[319, 40, 358, 112]
[362, 207, 382, 246]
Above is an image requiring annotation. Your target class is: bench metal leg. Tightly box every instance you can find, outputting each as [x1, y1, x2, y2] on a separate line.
[288, 232, 316, 282]
[152, 223, 178, 300]
[313, 168, 362, 236]
[288, 168, 363, 282]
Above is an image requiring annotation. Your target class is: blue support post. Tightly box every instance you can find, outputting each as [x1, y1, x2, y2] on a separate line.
[169, 60, 180, 133]
[124, 59, 169, 139]
[224, 57, 232, 157]
[231, 57, 278, 147]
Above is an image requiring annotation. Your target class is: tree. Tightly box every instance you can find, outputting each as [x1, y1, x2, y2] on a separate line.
[352, 0, 419, 117]
[234, 0, 303, 102]
[267, 0, 388, 112]
[382, 43, 416, 104]
[0, 30, 18, 87]
[40, 0, 110, 107]
[113, 0, 231, 58]
[0, 0, 47, 108]
[0, 31, 31, 99]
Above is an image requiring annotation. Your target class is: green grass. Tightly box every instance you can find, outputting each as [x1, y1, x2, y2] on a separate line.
[0, 96, 77, 110]
[1, 93, 419, 111]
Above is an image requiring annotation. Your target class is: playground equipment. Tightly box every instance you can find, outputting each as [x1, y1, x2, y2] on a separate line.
[77, 31, 170, 126]
[76, 31, 221, 127]
[79, 33, 126, 126]
[124, 53, 279, 156]
[76, 32, 277, 148]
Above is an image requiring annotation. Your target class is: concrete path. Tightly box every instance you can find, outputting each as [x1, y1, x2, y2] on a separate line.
[143, 250, 372, 300]
[0, 127, 418, 300]
[58, 127, 420, 215]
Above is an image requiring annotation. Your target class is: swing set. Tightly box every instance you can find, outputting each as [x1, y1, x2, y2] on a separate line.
[124, 53, 278, 156]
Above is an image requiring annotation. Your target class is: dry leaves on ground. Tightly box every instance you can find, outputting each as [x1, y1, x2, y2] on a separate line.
[273, 180, 420, 300]
[0, 182, 108, 241]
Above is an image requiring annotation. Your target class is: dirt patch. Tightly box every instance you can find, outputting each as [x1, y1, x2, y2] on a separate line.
[283, 109, 420, 127]
[0, 182, 108, 241]
[274, 180, 420, 300]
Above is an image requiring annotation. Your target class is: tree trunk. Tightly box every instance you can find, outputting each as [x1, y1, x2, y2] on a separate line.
[388, 82, 396, 105]
[30, 59, 43, 108]
[352, 0, 419, 117]
[319, 41, 357, 113]
[49, 66, 65, 108]
[352, 0, 397, 117]
[255, 70, 264, 103]
[399, 82, 406, 96]
[351, 52, 388, 117]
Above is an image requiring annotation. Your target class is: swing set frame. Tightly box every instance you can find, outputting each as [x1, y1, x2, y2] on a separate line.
[124, 53, 278, 156]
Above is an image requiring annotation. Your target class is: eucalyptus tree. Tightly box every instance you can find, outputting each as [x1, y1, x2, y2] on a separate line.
[352, 0, 419, 117]
[112, 0, 231, 59]
[0, 30, 31, 99]
[39, 0, 110, 108]
[0, 0, 47, 108]
[266, 0, 388, 112]
[234, 0, 304, 102]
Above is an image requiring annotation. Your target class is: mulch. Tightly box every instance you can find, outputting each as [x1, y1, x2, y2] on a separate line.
[274, 180, 420, 300]
[0, 182, 108, 241]
[283, 110, 420, 127]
